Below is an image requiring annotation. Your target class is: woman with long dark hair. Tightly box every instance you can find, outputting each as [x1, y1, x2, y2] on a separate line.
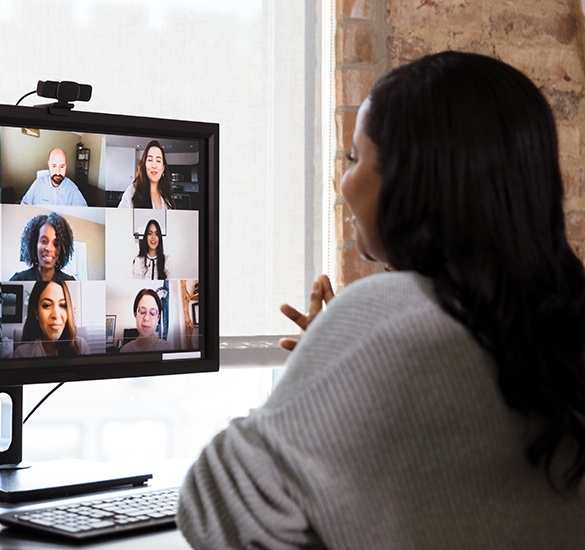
[10, 212, 75, 281]
[178, 53, 585, 549]
[12, 281, 89, 357]
[118, 140, 175, 209]
[132, 219, 172, 279]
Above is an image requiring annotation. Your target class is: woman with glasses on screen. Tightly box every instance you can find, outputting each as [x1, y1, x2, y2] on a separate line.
[132, 219, 172, 280]
[178, 52, 585, 549]
[119, 288, 173, 352]
[10, 212, 75, 282]
[12, 281, 89, 358]
[117, 140, 175, 209]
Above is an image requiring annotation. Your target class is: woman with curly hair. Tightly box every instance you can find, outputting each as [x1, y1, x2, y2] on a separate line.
[132, 219, 172, 280]
[118, 140, 175, 209]
[12, 281, 89, 358]
[10, 212, 75, 281]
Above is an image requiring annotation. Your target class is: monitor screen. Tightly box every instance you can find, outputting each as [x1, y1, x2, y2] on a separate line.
[0, 104, 219, 386]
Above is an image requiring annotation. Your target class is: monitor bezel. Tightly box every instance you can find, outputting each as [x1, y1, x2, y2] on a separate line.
[0, 103, 219, 385]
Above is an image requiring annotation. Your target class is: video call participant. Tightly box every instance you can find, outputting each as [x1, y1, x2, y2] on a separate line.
[21, 148, 88, 207]
[132, 219, 172, 279]
[119, 288, 173, 352]
[12, 281, 89, 358]
[10, 212, 76, 281]
[118, 140, 175, 209]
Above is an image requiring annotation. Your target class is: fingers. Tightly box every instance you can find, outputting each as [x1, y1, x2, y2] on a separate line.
[279, 275, 336, 353]
[307, 279, 324, 323]
[318, 274, 335, 304]
[279, 303, 308, 331]
[279, 338, 297, 351]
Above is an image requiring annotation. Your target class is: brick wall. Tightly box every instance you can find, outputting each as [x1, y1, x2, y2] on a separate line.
[334, 0, 585, 287]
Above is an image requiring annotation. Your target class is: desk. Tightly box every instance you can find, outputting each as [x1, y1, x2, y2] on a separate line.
[0, 460, 193, 550]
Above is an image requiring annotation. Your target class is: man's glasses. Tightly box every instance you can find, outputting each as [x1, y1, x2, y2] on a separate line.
[136, 307, 159, 318]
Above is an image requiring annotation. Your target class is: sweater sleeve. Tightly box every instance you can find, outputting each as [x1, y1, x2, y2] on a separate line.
[177, 418, 321, 550]
[176, 274, 431, 550]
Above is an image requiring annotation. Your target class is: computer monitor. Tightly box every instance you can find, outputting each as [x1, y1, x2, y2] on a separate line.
[0, 102, 219, 501]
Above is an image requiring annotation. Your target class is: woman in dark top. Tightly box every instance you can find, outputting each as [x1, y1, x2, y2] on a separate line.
[10, 212, 75, 281]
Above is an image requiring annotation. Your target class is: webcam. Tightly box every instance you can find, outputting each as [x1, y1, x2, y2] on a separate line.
[35, 80, 92, 115]
[37, 80, 92, 103]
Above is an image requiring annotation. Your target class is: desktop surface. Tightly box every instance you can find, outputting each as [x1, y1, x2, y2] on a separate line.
[0, 525, 191, 550]
[0, 459, 193, 550]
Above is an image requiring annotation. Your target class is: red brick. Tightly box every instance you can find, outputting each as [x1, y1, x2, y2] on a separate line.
[337, 24, 374, 64]
[546, 14, 577, 44]
[387, 0, 482, 33]
[387, 35, 433, 68]
[335, 68, 375, 107]
[496, 45, 582, 87]
[335, 110, 357, 151]
[557, 125, 581, 158]
[562, 169, 578, 198]
[336, 247, 379, 287]
[337, 0, 372, 19]
[490, 11, 540, 39]
[566, 211, 585, 241]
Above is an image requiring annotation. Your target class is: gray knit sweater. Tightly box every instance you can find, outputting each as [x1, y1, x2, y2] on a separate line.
[177, 272, 585, 549]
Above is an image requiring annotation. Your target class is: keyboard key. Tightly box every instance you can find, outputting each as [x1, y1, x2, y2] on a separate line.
[53, 524, 83, 533]
[0, 487, 180, 540]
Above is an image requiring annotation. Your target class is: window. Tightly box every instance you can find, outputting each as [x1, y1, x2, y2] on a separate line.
[1, 1, 326, 462]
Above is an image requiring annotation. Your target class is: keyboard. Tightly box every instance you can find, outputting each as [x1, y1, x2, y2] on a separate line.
[0, 486, 179, 540]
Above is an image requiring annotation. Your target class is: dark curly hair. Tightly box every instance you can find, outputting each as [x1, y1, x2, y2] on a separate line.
[132, 141, 175, 209]
[367, 52, 585, 490]
[19, 212, 74, 269]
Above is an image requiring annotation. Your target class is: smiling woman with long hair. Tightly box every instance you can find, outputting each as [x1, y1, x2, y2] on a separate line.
[132, 219, 172, 279]
[118, 141, 175, 209]
[13, 281, 89, 358]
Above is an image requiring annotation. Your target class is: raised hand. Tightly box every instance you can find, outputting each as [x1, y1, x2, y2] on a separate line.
[279, 274, 334, 351]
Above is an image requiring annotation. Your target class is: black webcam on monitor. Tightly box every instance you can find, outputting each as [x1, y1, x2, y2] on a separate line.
[36, 80, 92, 114]
[37, 80, 92, 103]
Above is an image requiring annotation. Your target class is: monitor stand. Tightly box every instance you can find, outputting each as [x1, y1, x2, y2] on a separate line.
[0, 386, 152, 503]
